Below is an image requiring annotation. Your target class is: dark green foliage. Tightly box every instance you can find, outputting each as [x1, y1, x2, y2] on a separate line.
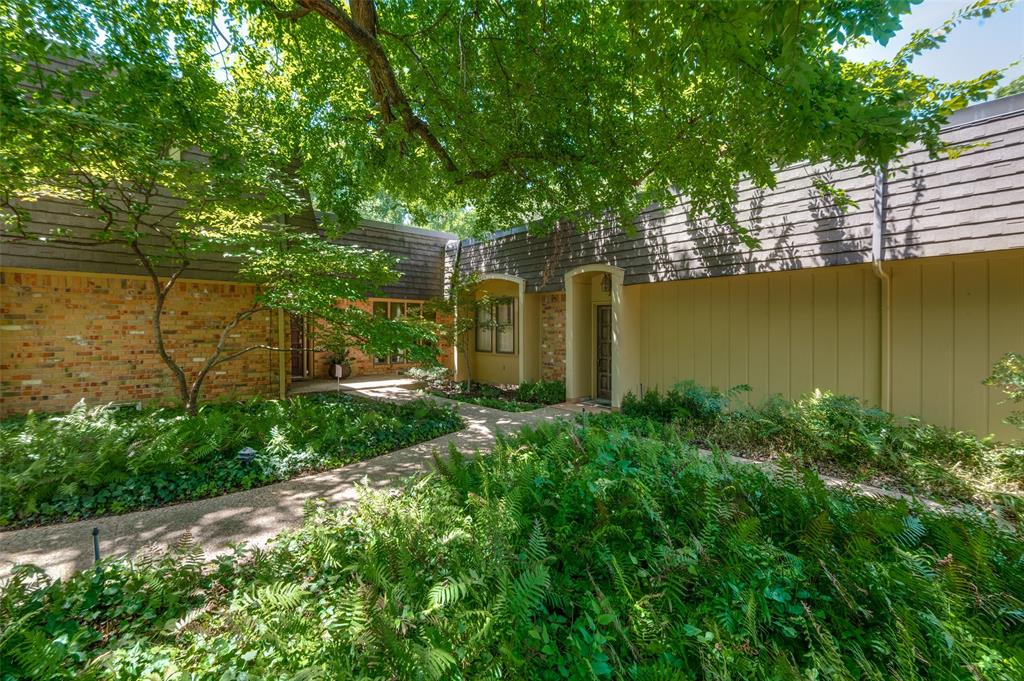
[430, 380, 565, 412]
[623, 381, 750, 425]
[620, 382, 1023, 507]
[0, 395, 462, 527]
[3, 421, 1022, 679]
[985, 352, 1024, 430]
[515, 380, 566, 406]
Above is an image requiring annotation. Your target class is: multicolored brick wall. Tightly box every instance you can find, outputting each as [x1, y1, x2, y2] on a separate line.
[540, 292, 566, 381]
[0, 268, 278, 416]
[306, 299, 436, 379]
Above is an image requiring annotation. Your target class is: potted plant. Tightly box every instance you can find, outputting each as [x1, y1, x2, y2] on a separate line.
[329, 349, 352, 379]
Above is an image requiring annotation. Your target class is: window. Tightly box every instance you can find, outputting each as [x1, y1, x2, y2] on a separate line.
[475, 304, 493, 352]
[373, 299, 424, 365]
[476, 298, 515, 355]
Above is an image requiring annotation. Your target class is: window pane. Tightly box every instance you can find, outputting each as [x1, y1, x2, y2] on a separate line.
[496, 325, 514, 353]
[407, 303, 421, 317]
[496, 300, 513, 325]
[476, 304, 492, 352]
[495, 300, 514, 353]
[391, 302, 405, 319]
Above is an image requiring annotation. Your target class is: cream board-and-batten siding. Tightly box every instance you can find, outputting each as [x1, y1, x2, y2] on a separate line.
[455, 93, 1024, 439]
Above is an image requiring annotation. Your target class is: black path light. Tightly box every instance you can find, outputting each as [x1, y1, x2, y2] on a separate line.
[92, 527, 101, 575]
[238, 446, 258, 464]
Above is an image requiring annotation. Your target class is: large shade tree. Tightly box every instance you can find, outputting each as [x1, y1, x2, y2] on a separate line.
[233, 0, 1008, 238]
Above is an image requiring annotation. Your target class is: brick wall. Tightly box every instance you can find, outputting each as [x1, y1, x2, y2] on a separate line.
[0, 268, 278, 416]
[540, 292, 566, 381]
[307, 299, 453, 380]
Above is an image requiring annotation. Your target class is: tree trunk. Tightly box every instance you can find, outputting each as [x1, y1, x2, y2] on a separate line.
[132, 242, 192, 413]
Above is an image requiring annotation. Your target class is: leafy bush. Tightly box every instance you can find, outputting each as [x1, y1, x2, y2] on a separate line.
[619, 382, 1022, 507]
[429, 380, 546, 412]
[514, 379, 566, 405]
[986, 352, 1024, 429]
[0, 394, 462, 527]
[622, 380, 749, 425]
[406, 365, 452, 390]
[3, 421, 1021, 679]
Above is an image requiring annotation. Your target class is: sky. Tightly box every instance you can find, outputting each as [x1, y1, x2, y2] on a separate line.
[844, 0, 1024, 94]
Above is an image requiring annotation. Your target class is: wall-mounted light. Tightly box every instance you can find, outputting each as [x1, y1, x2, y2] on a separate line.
[601, 273, 612, 293]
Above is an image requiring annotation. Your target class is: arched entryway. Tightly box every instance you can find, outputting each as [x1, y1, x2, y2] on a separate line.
[564, 264, 624, 406]
[457, 273, 526, 385]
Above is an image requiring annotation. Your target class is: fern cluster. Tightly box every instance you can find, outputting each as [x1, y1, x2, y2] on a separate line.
[3, 420, 1021, 679]
[514, 380, 567, 405]
[0, 394, 463, 527]
[622, 382, 1023, 510]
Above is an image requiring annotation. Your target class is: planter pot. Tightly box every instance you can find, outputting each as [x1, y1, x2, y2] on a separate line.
[333, 363, 352, 379]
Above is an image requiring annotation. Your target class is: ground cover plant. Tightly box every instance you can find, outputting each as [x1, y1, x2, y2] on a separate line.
[2, 420, 1021, 679]
[429, 382, 539, 411]
[620, 382, 1023, 512]
[0, 394, 462, 528]
[422, 373, 566, 412]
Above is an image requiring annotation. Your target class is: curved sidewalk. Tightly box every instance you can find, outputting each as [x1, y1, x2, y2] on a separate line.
[0, 385, 575, 581]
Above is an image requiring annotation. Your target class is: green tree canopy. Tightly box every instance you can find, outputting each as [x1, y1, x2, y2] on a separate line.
[0, 1, 1016, 414]
[234, 0, 1007, 237]
[996, 73, 1024, 98]
[4, 0, 1012, 239]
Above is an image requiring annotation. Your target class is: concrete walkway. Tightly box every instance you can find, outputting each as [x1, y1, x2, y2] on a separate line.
[4, 377, 994, 581]
[0, 379, 576, 581]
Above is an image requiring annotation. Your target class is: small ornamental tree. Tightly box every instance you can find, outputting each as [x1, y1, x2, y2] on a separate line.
[0, 18, 435, 415]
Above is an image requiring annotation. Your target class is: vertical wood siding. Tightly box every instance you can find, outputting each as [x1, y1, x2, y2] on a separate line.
[634, 264, 880, 408]
[632, 250, 1024, 440]
[890, 250, 1024, 439]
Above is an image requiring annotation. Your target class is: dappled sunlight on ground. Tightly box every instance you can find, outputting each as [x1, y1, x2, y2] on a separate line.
[0, 379, 574, 580]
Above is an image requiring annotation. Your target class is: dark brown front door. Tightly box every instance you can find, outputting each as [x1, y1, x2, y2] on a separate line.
[596, 305, 612, 402]
[289, 314, 306, 378]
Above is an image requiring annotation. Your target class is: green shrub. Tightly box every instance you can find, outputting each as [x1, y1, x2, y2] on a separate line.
[622, 380, 749, 425]
[0, 394, 462, 527]
[405, 365, 452, 390]
[515, 379, 566, 405]
[3, 421, 1021, 679]
[428, 380, 556, 412]
[986, 352, 1024, 429]
[620, 382, 1022, 507]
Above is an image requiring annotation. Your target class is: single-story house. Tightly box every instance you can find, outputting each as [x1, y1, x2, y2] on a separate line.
[2, 93, 1023, 439]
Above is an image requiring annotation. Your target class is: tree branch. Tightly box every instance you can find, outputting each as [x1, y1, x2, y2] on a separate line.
[189, 304, 270, 405]
[131, 239, 191, 406]
[261, 0, 312, 21]
[294, 0, 459, 172]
